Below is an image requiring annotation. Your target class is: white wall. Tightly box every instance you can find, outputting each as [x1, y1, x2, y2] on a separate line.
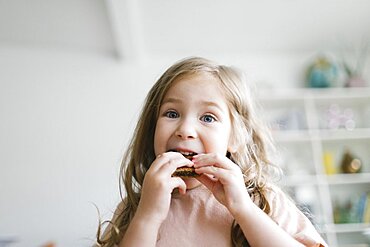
[0, 45, 153, 246]
[0, 44, 369, 247]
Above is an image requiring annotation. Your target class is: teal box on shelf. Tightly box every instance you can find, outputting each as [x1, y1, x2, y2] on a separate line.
[307, 56, 338, 88]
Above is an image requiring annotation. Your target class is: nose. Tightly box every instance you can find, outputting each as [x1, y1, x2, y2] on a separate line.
[175, 119, 197, 139]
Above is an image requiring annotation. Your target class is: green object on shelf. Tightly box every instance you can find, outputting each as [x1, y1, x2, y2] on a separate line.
[333, 199, 362, 224]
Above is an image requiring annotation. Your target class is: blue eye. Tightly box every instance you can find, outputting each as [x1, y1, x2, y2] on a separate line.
[165, 110, 179, 119]
[200, 114, 216, 123]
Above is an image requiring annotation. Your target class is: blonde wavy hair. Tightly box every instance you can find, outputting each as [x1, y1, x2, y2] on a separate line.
[96, 57, 279, 247]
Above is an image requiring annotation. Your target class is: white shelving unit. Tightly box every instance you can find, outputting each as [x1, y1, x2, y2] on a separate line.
[257, 87, 370, 247]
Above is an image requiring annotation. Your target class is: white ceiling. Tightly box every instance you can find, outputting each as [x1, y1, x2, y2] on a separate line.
[1, 0, 370, 60]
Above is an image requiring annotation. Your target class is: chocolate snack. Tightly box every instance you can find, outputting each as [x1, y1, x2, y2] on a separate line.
[172, 166, 198, 178]
[172, 153, 199, 177]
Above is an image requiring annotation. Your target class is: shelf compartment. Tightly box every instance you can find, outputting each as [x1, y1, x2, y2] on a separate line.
[259, 102, 308, 131]
[321, 138, 370, 174]
[283, 184, 326, 226]
[276, 141, 316, 176]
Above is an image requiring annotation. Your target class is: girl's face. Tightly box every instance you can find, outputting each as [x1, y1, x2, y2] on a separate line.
[154, 72, 234, 189]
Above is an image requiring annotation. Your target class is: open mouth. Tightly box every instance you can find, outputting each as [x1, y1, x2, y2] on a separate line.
[168, 149, 198, 160]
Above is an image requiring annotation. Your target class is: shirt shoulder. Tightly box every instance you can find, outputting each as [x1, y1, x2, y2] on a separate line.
[265, 185, 328, 247]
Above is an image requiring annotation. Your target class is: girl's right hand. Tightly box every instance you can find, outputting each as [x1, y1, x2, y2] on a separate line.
[134, 152, 193, 226]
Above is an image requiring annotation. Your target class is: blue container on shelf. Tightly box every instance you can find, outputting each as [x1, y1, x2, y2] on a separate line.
[307, 56, 338, 88]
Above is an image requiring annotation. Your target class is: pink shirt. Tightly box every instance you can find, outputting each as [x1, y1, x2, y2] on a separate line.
[157, 185, 327, 247]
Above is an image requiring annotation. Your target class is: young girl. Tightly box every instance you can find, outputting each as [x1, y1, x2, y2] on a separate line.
[96, 57, 327, 247]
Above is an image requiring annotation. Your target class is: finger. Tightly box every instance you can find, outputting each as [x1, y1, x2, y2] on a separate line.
[193, 153, 224, 167]
[149, 154, 170, 172]
[151, 152, 193, 172]
[195, 166, 236, 184]
[167, 151, 196, 167]
[195, 165, 223, 178]
[158, 156, 194, 176]
[196, 174, 217, 189]
[193, 153, 236, 170]
[169, 177, 187, 194]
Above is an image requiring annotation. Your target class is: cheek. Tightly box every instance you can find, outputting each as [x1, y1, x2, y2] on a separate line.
[205, 127, 231, 154]
[223, 125, 234, 152]
[153, 120, 169, 154]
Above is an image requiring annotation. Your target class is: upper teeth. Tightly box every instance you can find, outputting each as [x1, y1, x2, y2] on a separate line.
[176, 150, 197, 156]
[168, 149, 197, 156]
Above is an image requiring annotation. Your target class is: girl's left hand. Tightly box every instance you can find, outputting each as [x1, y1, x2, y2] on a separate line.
[193, 153, 252, 214]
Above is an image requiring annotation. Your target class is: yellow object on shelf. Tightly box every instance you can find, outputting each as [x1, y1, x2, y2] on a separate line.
[323, 151, 336, 175]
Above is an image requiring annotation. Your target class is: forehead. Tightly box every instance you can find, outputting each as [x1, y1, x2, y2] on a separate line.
[164, 72, 224, 99]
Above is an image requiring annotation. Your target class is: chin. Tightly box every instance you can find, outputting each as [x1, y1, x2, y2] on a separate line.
[182, 177, 202, 190]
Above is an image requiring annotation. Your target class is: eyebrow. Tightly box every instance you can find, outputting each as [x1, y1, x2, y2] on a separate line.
[161, 97, 181, 104]
[162, 97, 225, 111]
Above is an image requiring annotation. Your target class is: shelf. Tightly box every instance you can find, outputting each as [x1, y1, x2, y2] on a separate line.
[258, 87, 370, 247]
[281, 174, 318, 187]
[272, 128, 370, 142]
[257, 87, 370, 101]
[323, 173, 370, 185]
[338, 245, 369, 247]
[325, 223, 370, 233]
[317, 129, 370, 141]
[283, 173, 370, 186]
